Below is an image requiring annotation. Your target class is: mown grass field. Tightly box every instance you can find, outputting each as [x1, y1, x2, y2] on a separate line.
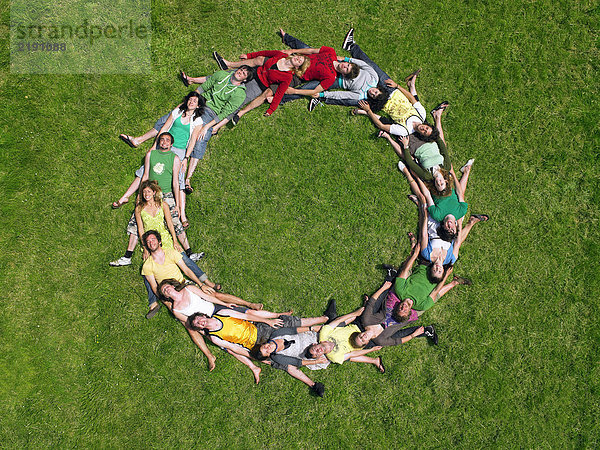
[1, 0, 598, 447]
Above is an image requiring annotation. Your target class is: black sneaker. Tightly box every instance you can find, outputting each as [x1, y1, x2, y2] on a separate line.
[342, 28, 355, 51]
[308, 98, 322, 112]
[213, 51, 228, 70]
[424, 325, 438, 345]
[231, 113, 240, 126]
[381, 264, 397, 282]
[145, 302, 162, 319]
[323, 299, 337, 322]
[311, 382, 325, 397]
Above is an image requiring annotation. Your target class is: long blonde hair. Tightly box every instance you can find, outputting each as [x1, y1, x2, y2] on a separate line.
[290, 54, 311, 77]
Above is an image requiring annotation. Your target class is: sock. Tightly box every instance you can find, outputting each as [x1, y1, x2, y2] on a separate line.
[414, 94, 420, 102]
[185, 248, 192, 257]
[124, 250, 133, 259]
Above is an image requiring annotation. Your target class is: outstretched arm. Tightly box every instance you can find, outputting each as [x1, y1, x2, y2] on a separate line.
[344, 345, 382, 360]
[218, 308, 283, 327]
[429, 266, 454, 301]
[358, 100, 391, 132]
[208, 334, 251, 358]
[418, 196, 429, 250]
[327, 307, 365, 329]
[397, 241, 421, 279]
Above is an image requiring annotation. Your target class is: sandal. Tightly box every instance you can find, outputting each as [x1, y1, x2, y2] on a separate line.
[404, 68, 422, 83]
[179, 70, 190, 87]
[460, 159, 475, 173]
[184, 182, 194, 195]
[430, 101, 449, 115]
[471, 214, 489, 222]
[213, 283, 222, 292]
[119, 134, 137, 148]
[112, 198, 129, 209]
[181, 220, 190, 229]
[453, 276, 472, 286]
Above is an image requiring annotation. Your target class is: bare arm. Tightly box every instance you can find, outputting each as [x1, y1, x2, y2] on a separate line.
[286, 84, 324, 96]
[208, 334, 251, 358]
[397, 241, 421, 279]
[450, 167, 465, 202]
[418, 197, 429, 250]
[172, 156, 181, 211]
[185, 126, 203, 159]
[217, 308, 283, 327]
[198, 119, 217, 141]
[344, 345, 382, 360]
[281, 47, 319, 55]
[176, 258, 204, 286]
[162, 202, 183, 252]
[429, 266, 454, 301]
[416, 177, 435, 207]
[141, 150, 152, 182]
[358, 100, 391, 132]
[185, 284, 229, 307]
[327, 307, 365, 329]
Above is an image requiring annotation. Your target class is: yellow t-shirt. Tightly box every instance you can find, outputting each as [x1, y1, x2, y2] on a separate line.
[383, 89, 419, 124]
[209, 315, 258, 350]
[319, 324, 361, 364]
[141, 248, 184, 283]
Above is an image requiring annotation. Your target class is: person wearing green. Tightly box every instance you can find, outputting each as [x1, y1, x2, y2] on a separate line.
[393, 229, 472, 314]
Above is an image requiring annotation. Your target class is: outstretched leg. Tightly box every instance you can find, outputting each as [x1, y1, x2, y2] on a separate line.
[349, 355, 385, 373]
[226, 349, 261, 384]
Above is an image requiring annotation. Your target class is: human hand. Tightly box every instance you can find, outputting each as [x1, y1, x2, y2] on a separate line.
[399, 135, 410, 149]
[201, 285, 216, 295]
[316, 356, 328, 364]
[198, 125, 210, 140]
[268, 318, 284, 328]
[174, 243, 183, 253]
[311, 93, 321, 99]
[371, 346, 383, 351]
[357, 100, 370, 111]
[414, 326, 425, 336]
[142, 249, 149, 260]
[385, 79, 398, 88]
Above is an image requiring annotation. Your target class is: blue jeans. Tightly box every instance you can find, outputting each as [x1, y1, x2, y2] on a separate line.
[349, 43, 394, 96]
[143, 252, 208, 306]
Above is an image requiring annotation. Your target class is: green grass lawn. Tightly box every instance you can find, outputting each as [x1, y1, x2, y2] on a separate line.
[1, 0, 599, 447]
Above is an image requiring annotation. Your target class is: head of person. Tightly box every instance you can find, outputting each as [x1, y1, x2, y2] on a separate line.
[440, 214, 458, 239]
[157, 132, 174, 149]
[426, 169, 454, 197]
[391, 298, 414, 323]
[306, 342, 329, 359]
[366, 84, 390, 112]
[232, 65, 254, 83]
[158, 278, 187, 302]
[337, 61, 359, 79]
[427, 261, 446, 283]
[142, 230, 162, 252]
[290, 53, 311, 77]
[350, 331, 370, 348]
[413, 122, 439, 142]
[137, 180, 162, 208]
[187, 312, 210, 331]
[179, 91, 206, 120]
[251, 341, 276, 361]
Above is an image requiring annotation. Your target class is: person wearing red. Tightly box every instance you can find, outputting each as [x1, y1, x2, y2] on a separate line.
[215, 50, 307, 121]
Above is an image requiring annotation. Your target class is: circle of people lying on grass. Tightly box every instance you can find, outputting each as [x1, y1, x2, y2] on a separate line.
[110, 28, 489, 397]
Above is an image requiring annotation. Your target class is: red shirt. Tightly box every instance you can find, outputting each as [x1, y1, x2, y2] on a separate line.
[302, 46, 338, 90]
[246, 50, 295, 115]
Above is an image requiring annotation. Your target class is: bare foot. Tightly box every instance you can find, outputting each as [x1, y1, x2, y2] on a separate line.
[407, 195, 418, 206]
[112, 196, 129, 209]
[278, 310, 293, 316]
[363, 294, 369, 305]
[377, 357, 385, 373]
[407, 231, 417, 249]
[208, 355, 216, 372]
[251, 366, 261, 384]
[279, 28, 286, 42]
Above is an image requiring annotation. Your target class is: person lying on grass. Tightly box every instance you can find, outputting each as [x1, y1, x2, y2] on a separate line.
[114, 91, 206, 226]
[110, 180, 203, 267]
[140, 230, 258, 320]
[209, 49, 308, 122]
[250, 324, 332, 397]
[305, 308, 386, 373]
[158, 278, 291, 372]
[276, 29, 360, 105]
[273, 29, 377, 111]
[340, 27, 442, 143]
[354, 274, 438, 348]
[388, 228, 472, 315]
[186, 300, 337, 384]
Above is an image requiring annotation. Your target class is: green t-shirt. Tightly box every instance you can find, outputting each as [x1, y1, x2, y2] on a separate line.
[394, 264, 436, 311]
[170, 115, 191, 149]
[428, 189, 468, 222]
[149, 149, 176, 194]
[319, 324, 361, 364]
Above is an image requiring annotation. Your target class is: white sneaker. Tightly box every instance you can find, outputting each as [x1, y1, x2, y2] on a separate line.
[342, 28, 355, 51]
[189, 252, 205, 262]
[109, 256, 131, 267]
[460, 159, 474, 173]
[308, 98, 321, 112]
[397, 160, 406, 171]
